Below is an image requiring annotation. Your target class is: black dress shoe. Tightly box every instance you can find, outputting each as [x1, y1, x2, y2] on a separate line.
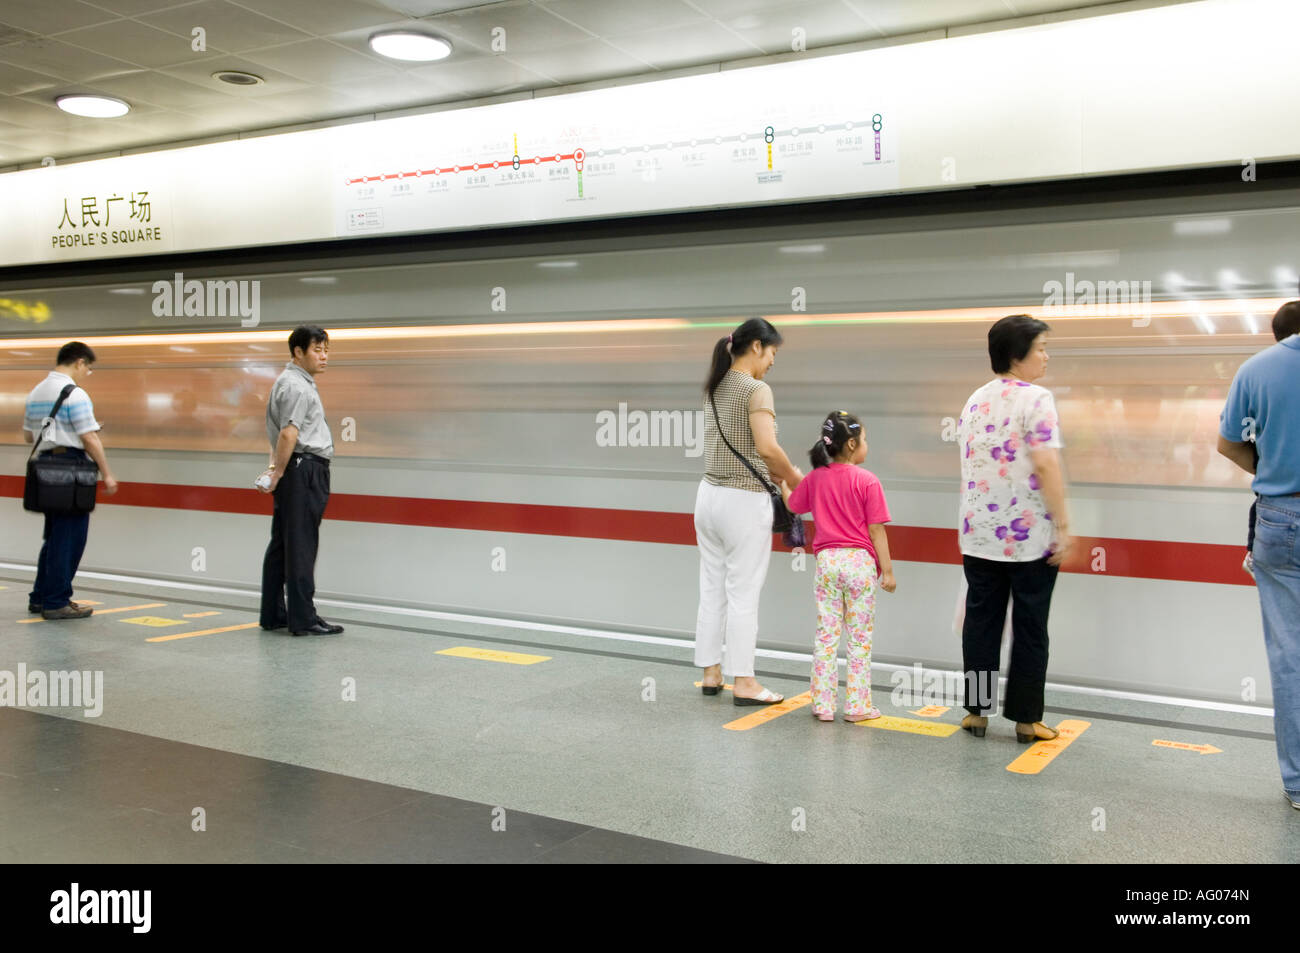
[291, 620, 344, 636]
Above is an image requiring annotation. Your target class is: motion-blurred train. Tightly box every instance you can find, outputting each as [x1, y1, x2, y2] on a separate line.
[2, 176, 1295, 705]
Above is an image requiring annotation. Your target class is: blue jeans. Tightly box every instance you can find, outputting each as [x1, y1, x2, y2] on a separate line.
[29, 509, 91, 611]
[1252, 494, 1300, 800]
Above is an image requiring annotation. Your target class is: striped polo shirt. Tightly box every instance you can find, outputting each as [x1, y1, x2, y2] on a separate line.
[23, 371, 101, 450]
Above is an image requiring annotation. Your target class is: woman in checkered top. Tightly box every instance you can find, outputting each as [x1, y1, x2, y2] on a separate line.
[694, 318, 805, 706]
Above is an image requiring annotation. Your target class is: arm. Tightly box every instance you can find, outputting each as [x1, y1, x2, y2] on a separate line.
[1029, 446, 1072, 566]
[867, 524, 896, 592]
[1216, 435, 1257, 474]
[80, 431, 118, 496]
[262, 425, 299, 493]
[750, 412, 802, 489]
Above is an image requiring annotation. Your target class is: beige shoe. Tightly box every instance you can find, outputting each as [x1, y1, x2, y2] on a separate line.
[42, 603, 93, 620]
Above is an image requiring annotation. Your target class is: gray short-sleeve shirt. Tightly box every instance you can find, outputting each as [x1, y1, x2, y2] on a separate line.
[266, 362, 333, 458]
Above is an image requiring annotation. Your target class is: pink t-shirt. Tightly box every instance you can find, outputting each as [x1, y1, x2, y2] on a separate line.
[787, 463, 892, 567]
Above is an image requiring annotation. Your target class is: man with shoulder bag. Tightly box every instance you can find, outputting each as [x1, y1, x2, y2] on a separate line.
[22, 342, 119, 620]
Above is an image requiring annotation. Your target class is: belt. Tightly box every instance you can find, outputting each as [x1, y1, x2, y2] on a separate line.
[45, 446, 85, 456]
[292, 451, 331, 466]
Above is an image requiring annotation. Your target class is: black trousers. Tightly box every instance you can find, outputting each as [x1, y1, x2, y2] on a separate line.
[961, 554, 1059, 722]
[260, 455, 330, 631]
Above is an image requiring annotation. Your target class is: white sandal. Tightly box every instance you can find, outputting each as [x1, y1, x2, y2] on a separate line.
[733, 687, 784, 707]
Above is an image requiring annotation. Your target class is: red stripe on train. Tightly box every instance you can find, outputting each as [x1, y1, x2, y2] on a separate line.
[0, 475, 1254, 586]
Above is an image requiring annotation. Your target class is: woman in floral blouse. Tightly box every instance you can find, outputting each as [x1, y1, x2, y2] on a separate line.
[957, 314, 1074, 744]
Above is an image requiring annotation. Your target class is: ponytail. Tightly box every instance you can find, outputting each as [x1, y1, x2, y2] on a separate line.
[704, 317, 784, 396]
[808, 410, 863, 469]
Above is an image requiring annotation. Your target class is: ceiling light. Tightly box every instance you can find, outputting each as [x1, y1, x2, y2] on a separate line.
[368, 31, 452, 62]
[56, 95, 129, 118]
[212, 71, 264, 87]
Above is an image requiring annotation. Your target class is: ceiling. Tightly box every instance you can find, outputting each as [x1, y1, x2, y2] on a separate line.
[1, 0, 1189, 171]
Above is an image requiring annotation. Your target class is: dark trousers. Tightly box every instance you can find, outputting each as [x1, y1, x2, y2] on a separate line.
[30, 507, 91, 611]
[961, 554, 1059, 722]
[260, 455, 330, 631]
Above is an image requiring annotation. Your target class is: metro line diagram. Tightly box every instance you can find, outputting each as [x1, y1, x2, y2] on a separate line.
[342, 115, 888, 200]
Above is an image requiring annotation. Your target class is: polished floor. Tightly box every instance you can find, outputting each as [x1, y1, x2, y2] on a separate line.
[0, 570, 1295, 864]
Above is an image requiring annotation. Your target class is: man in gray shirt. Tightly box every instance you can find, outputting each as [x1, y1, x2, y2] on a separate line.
[258, 325, 344, 637]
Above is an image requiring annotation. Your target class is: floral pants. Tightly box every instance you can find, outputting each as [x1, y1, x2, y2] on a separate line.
[812, 548, 877, 716]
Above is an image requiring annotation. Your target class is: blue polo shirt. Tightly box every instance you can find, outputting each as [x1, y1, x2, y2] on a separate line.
[1219, 335, 1300, 496]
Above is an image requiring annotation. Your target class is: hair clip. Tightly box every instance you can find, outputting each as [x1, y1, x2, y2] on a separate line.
[822, 436, 832, 445]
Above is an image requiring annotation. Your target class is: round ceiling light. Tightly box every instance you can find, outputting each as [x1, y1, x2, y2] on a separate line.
[55, 95, 130, 118]
[368, 31, 452, 62]
[213, 70, 265, 87]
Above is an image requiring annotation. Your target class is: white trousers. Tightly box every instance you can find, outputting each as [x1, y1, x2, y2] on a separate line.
[694, 479, 773, 677]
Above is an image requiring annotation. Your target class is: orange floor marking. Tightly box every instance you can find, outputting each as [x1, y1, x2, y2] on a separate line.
[183, 611, 221, 618]
[1006, 719, 1091, 774]
[147, 622, 260, 643]
[724, 691, 812, 731]
[1152, 739, 1222, 755]
[908, 705, 951, 717]
[17, 602, 166, 624]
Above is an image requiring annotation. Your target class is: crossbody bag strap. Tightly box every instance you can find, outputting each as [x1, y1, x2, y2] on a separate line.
[28, 384, 76, 463]
[708, 389, 780, 495]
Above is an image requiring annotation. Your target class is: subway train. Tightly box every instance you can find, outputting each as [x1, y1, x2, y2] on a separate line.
[2, 178, 1296, 705]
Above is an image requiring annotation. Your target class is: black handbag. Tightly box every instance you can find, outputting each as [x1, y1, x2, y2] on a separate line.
[708, 391, 807, 548]
[23, 384, 99, 515]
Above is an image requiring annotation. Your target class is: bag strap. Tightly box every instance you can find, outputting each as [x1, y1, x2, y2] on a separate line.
[708, 388, 780, 497]
[28, 384, 76, 462]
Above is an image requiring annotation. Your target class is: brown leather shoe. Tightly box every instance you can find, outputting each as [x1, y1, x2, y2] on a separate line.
[42, 603, 93, 620]
[961, 714, 988, 737]
[1016, 721, 1059, 744]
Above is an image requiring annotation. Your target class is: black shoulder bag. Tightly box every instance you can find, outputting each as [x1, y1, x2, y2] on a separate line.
[708, 390, 806, 548]
[23, 384, 100, 515]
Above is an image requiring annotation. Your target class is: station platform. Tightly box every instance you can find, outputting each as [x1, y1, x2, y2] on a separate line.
[0, 569, 1294, 864]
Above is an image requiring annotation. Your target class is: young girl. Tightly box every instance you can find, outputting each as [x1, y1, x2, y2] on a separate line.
[787, 411, 896, 722]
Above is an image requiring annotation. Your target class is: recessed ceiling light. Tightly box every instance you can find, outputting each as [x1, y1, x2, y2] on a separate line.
[368, 31, 452, 62]
[56, 95, 129, 118]
[213, 70, 264, 87]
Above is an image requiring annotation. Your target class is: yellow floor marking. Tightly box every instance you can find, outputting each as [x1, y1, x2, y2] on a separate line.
[1152, 739, 1222, 755]
[183, 611, 221, 619]
[436, 646, 551, 665]
[147, 622, 260, 643]
[855, 715, 962, 737]
[120, 616, 187, 627]
[724, 691, 812, 731]
[1006, 719, 1091, 775]
[908, 705, 951, 717]
[75, 600, 103, 606]
[17, 602, 166, 623]
[693, 681, 735, 691]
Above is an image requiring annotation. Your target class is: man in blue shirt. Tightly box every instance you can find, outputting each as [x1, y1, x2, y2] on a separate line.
[22, 342, 120, 619]
[1218, 300, 1300, 812]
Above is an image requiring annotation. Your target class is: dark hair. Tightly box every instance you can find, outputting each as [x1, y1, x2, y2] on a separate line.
[288, 324, 329, 357]
[988, 314, 1051, 374]
[56, 341, 96, 367]
[1271, 300, 1300, 342]
[704, 317, 784, 395]
[809, 410, 863, 469]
